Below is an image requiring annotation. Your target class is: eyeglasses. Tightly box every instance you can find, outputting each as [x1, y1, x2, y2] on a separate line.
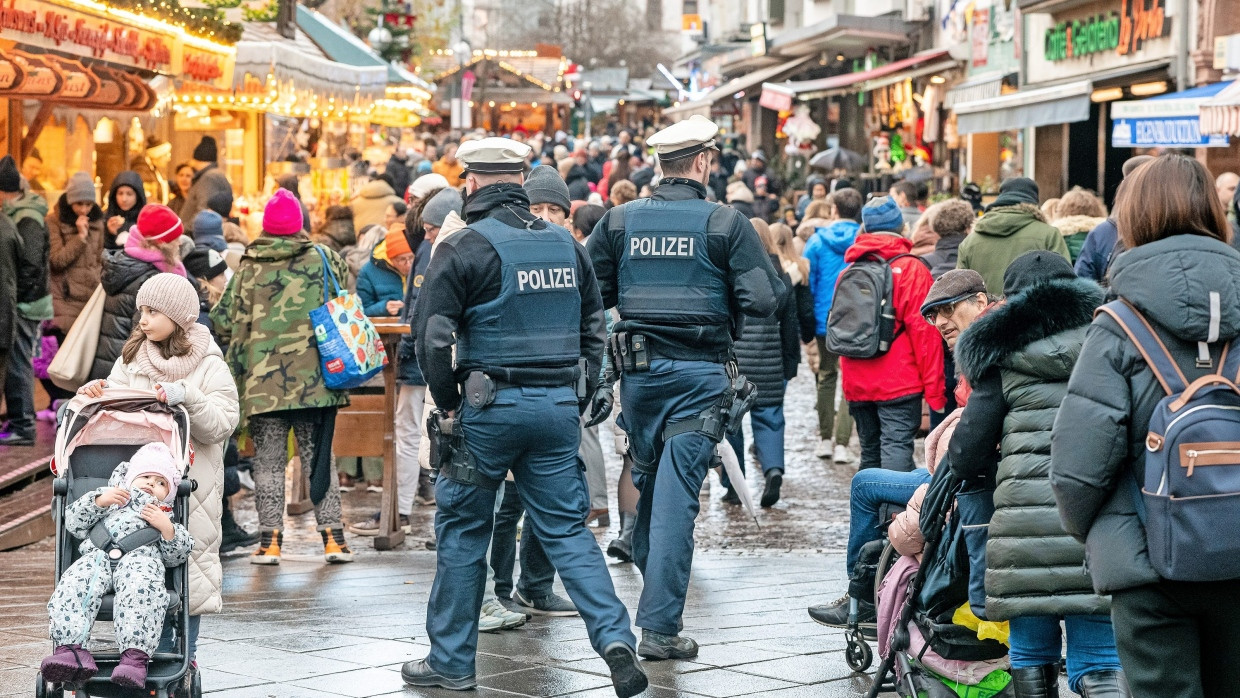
[923, 301, 960, 325]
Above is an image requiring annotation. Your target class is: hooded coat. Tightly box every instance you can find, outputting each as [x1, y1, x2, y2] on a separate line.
[1052, 234, 1240, 593]
[104, 171, 147, 250]
[958, 204, 1070, 296]
[47, 195, 106, 332]
[1052, 215, 1106, 264]
[955, 276, 1109, 619]
[838, 233, 946, 409]
[802, 219, 859, 336]
[350, 179, 402, 231]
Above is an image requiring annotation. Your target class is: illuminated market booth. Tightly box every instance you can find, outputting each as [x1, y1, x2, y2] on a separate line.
[422, 46, 573, 134]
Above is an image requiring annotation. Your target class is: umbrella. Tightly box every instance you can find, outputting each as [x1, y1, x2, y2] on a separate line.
[717, 440, 760, 525]
[810, 146, 867, 172]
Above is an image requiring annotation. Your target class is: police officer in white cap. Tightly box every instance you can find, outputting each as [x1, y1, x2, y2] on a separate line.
[406, 137, 648, 697]
[586, 116, 784, 659]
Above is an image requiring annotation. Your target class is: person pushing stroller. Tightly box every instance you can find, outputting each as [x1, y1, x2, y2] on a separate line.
[41, 443, 192, 688]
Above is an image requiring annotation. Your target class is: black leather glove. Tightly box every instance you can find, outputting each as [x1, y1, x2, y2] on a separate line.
[583, 384, 615, 428]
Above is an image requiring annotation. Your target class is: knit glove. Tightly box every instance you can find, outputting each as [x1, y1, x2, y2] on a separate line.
[156, 381, 186, 406]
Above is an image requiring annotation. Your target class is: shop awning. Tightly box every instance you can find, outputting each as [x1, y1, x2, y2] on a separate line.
[944, 74, 1006, 108]
[953, 80, 1091, 135]
[1201, 81, 1240, 137]
[662, 54, 816, 120]
[234, 22, 388, 103]
[296, 6, 432, 97]
[776, 50, 956, 100]
[1111, 82, 1231, 148]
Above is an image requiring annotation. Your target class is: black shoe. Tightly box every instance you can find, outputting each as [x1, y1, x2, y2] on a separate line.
[808, 595, 876, 628]
[220, 511, 259, 553]
[637, 629, 698, 660]
[0, 431, 35, 446]
[603, 642, 648, 698]
[1078, 670, 1129, 698]
[760, 470, 783, 508]
[400, 659, 476, 691]
[607, 512, 635, 562]
[721, 486, 740, 505]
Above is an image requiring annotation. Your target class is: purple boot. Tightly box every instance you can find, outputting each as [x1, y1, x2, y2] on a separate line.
[40, 644, 98, 683]
[110, 648, 149, 688]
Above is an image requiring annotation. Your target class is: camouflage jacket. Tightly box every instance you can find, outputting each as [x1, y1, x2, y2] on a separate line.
[209, 233, 350, 420]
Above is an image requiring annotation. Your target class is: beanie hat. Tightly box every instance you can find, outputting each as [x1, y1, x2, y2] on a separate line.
[133, 204, 184, 244]
[861, 196, 904, 233]
[136, 272, 201, 331]
[192, 135, 218, 163]
[263, 189, 304, 236]
[409, 173, 450, 201]
[422, 187, 463, 228]
[920, 269, 987, 317]
[0, 155, 19, 193]
[385, 229, 412, 258]
[193, 210, 224, 241]
[989, 177, 1040, 209]
[125, 442, 182, 503]
[524, 165, 571, 213]
[65, 172, 96, 205]
[726, 181, 754, 204]
[184, 247, 227, 282]
[1002, 250, 1075, 297]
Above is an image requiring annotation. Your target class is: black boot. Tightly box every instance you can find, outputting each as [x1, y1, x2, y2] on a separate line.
[220, 507, 259, 553]
[1011, 665, 1060, 698]
[607, 512, 636, 562]
[1078, 670, 1130, 698]
[760, 469, 783, 508]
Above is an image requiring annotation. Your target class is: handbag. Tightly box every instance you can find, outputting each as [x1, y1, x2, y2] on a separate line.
[308, 245, 387, 390]
[47, 285, 106, 391]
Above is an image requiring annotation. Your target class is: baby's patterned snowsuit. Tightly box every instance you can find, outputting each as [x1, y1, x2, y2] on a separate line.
[47, 461, 192, 655]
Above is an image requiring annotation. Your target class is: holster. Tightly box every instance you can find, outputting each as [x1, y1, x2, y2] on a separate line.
[426, 407, 501, 491]
[661, 363, 757, 445]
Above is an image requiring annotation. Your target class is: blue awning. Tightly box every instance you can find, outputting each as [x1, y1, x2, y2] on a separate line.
[1111, 82, 1232, 148]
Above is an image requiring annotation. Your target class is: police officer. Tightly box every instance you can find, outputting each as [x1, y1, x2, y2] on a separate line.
[585, 116, 784, 659]
[404, 138, 648, 698]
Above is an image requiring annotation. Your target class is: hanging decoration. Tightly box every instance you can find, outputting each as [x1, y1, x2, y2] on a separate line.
[101, 0, 242, 43]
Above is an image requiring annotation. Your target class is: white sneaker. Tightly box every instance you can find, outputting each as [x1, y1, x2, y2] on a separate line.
[478, 612, 504, 633]
[834, 445, 856, 464]
[814, 439, 833, 459]
[481, 598, 526, 629]
[237, 470, 255, 491]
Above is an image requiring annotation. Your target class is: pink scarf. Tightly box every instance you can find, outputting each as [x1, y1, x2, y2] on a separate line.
[124, 231, 186, 276]
[132, 323, 212, 382]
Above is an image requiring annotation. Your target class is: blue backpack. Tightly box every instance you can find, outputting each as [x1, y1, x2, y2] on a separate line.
[1099, 300, 1240, 582]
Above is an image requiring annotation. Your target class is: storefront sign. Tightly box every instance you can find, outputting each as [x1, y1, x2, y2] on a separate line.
[1111, 117, 1228, 147]
[759, 84, 792, 112]
[1043, 0, 1168, 62]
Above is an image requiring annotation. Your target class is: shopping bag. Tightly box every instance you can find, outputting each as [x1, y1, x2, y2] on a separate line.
[47, 285, 105, 391]
[309, 246, 387, 390]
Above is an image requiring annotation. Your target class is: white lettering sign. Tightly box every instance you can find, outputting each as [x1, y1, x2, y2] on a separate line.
[629, 235, 697, 257]
[517, 266, 577, 291]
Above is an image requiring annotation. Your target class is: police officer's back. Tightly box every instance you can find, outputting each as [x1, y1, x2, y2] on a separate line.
[585, 116, 784, 659]
[405, 137, 648, 698]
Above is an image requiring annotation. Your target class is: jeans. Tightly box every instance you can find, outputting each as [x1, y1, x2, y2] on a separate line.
[156, 613, 201, 662]
[1008, 614, 1122, 693]
[723, 404, 786, 487]
[850, 394, 922, 471]
[3, 316, 40, 435]
[846, 467, 931, 571]
[814, 336, 853, 443]
[490, 480, 555, 600]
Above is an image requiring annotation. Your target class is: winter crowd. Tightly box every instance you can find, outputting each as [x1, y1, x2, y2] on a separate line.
[0, 122, 1237, 698]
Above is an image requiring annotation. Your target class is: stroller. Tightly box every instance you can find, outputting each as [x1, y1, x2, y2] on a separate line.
[862, 466, 1012, 698]
[35, 389, 200, 698]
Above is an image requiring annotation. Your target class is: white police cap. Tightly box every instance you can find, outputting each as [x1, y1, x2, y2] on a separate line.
[647, 115, 720, 161]
[456, 137, 532, 178]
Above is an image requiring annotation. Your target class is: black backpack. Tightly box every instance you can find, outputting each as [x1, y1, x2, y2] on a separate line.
[825, 252, 917, 358]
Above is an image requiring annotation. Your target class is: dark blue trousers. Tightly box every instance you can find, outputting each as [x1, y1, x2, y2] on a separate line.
[618, 359, 729, 635]
[425, 386, 635, 675]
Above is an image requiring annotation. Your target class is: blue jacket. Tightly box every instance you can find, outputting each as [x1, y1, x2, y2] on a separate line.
[397, 240, 432, 386]
[803, 219, 859, 335]
[356, 245, 405, 318]
[1074, 218, 1117, 283]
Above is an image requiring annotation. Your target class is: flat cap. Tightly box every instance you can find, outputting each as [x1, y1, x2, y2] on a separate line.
[456, 137, 532, 178]
[648, 115, 719, 161]
[920, 269, 987, 317]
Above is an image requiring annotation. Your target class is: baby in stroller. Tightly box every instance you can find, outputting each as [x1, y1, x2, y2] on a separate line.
[41, 443, 192, 688]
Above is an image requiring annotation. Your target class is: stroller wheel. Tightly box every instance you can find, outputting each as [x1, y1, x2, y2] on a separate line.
[845, 631, 873, 672]
[34, 672, 46, 698]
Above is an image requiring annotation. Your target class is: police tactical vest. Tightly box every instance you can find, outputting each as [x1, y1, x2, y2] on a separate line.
[456, 216, 582, 368]
[616, 199, 730, 325]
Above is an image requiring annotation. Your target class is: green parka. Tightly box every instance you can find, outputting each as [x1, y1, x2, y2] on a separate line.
[957, 204, 1070, 296]
[209, 232, 350, 420]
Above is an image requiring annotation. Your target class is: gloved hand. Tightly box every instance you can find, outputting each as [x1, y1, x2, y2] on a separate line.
[155, 381, 186, 406]
[583, 384, 615, 428]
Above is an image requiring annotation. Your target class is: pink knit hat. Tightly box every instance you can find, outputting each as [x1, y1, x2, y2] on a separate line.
[263, 189, 304, 236]
[125, 443, 182, 503]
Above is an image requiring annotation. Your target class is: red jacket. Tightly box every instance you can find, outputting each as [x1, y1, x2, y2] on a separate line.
[838, 233, 946, 410]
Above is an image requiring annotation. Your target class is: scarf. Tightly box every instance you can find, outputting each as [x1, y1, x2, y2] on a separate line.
[463, 182, 533, 224]
[133, 322, 212, 383]
[124, 230, 187, 276]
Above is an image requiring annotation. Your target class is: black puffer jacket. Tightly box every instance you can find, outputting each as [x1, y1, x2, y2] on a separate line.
[956, 276, 1108, 619]
[1052, 234, 1240, 593]
[732, 255, 799, 408]
[90, 249, 159, 380]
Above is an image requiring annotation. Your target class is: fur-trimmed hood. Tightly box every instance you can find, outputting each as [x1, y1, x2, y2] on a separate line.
[1053, 214, 1106, 237]
[955, 276, 1104, 383]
